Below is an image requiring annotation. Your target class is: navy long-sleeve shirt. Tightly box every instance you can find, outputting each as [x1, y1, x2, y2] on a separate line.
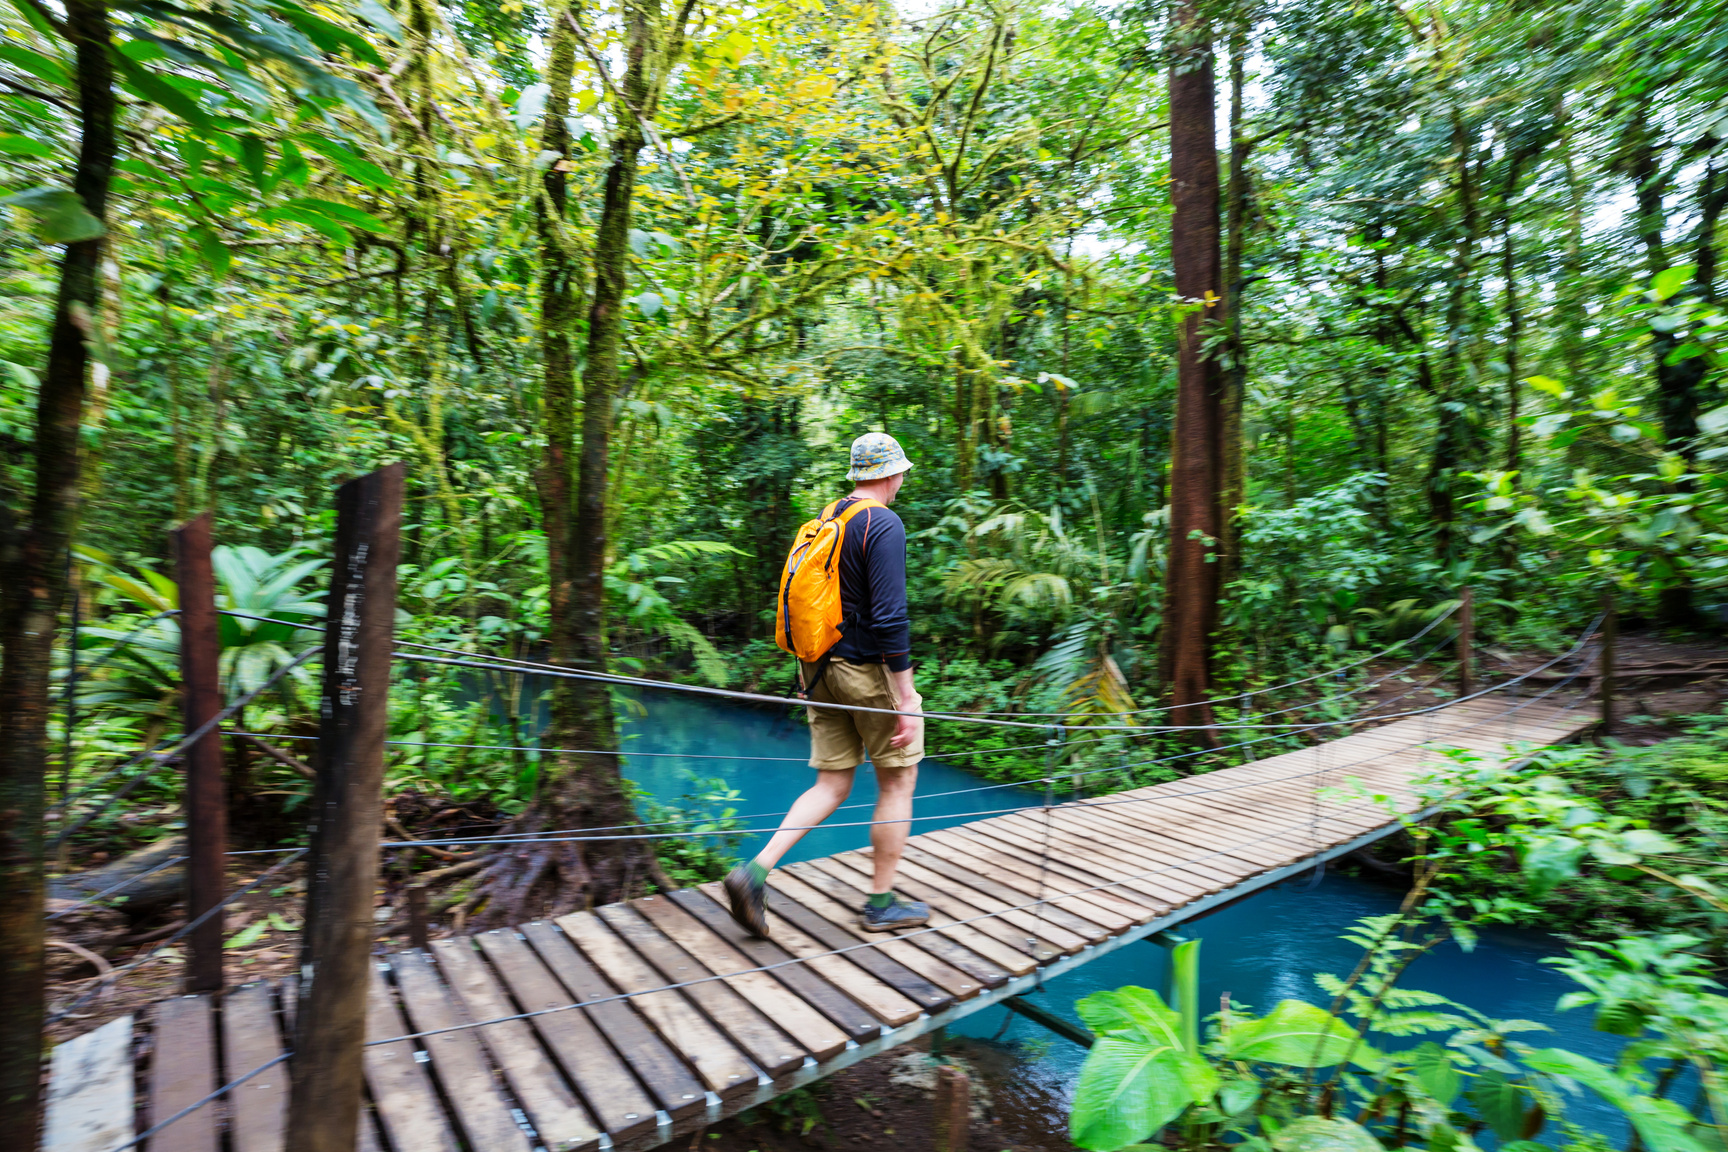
[829, 497, 912, 672]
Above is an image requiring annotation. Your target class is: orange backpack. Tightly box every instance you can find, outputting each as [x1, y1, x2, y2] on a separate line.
[775, 498, 883, 666]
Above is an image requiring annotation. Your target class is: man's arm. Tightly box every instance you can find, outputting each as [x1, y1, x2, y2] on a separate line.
[888, 665, 922, 750]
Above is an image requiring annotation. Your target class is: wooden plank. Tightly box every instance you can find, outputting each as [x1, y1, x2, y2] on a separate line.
[674, 887, 883, 1040]
[916, 830, 1150, 927]
[615, 898, 850, 1061]
[1083, 785, 1387, 858]
[948, 822, 1191, 910]
[828, 850, 1068, 962]
[428, 939, 602, 1152]
[1069, 794, 1347, 864]
[550, 913, 757, 1101]
[992, 803, 1236, 873]
[898, 845, 1114, 942]
[221, 984, 287, 1152]
[981, 811, 1251, 911]
[390, 949, 534, 1152]
[362, 964, 462, 1152]
[985, 812, 1252, 899]
[473, 928, 661, 1139]
[604, 898, 812, 1070]
[757, 877, 960, 1008]
[519, 919, 710, 1115]
[1119, 783, 1390, 846]
[880, 854, 1091, 955]
[801, 856, 1039, 975]
[42, 1015, 133, 1152]
[767, 873, 995, 1001]
[148, 993, 219, 1152]
[1001, 805, 1274, 878]
[960, 818, 1215, 908]
[784, 861, 1015, 986]
[1058, 797, 1296, 869]
[757, 905, 926, 1027]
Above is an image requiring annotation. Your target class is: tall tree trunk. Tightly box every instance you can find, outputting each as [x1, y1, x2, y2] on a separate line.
[1218, 21, 1249, 596]
[1498, 157, 1526, 620]
[0, 0, 114, 1138]
[483, 0, 665, 922]
[1159, 0, 1224, 737]
[1427, 109, 1482, 562]
[1626, 97, 1717, 628]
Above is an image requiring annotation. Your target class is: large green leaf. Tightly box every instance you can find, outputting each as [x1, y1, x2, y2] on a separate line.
[0, 187, 104, 243]
[1271, 1117, 1383, 1152]
[1411, 1041, 1460, 1105]
[1651, 265, 1695, 303]
[277, 196, 390, 234]
[1221, 1000, 1367, 1068]
[110, 53, 213, 132]
[0, 41, 68, 85]
[1519, 836, 1585, 897]
[0, 134, 53, 156]
[1070, 1036, 1217, 1151]
[1072, 987, 1218, 1150]
[310, 139, 395, 191]
[1467, 1069, 1526, 1141]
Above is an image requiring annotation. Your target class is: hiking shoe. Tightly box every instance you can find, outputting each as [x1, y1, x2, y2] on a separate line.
[723, 865, 771, 938]
[859, 894, 930, 933]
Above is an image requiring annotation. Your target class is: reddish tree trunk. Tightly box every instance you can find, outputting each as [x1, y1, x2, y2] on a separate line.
[1160, 1, 1225, 738]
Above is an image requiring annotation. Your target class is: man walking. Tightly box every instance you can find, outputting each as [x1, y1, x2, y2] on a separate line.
[724, 433, 931, 935]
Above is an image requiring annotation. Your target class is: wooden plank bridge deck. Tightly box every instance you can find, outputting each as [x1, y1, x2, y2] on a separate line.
[44, 694, 1590, 1152]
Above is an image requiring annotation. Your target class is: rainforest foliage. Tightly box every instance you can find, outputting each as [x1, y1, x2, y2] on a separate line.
[1, 0, 1727, 1136]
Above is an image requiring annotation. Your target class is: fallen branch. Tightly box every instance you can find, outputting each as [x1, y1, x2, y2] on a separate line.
[417, 856, 486, 885]
[231, 731, 317, 780]
[387, 816, 468, 861]
[47, 939, 114, 991]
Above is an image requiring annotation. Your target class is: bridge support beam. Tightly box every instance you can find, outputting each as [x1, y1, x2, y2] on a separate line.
[1000, 995, 1093, 1049]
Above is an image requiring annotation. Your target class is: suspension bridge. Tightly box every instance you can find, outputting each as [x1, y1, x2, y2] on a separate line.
[37, 474, 1612, 1152]
[41, 633, 1595, 1152]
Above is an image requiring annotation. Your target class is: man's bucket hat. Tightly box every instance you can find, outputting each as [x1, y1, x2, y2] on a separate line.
[847, 432, 914, 481]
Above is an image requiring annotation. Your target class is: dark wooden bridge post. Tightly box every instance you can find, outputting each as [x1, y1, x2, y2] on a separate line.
[934, 1063, 970, 1152]
[173, 511, 226, 994]
[1600, 588, 1617, 734]
[287, 463, 403, 1152]
[1455, 586, 1474, 697]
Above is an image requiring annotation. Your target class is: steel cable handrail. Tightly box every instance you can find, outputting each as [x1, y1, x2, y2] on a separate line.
[392, 616, 1593, 736]
[370, 631, 1597, 849]
[938, 599, 1463, 718]
[217, 607, 1473, 732]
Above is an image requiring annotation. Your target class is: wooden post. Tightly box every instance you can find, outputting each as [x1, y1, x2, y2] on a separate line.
[1456, 586, 1474, 696]
[174, 512, 226, 994]
[934, 1064, 971, 1152]
[1600, 588, 1617, 734]
[406, 883, 428, 951]
[287, 464, 403, 1152]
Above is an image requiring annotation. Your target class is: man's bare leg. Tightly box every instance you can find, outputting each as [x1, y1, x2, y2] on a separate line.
[724, 768, 854, 936]
[868, 762, 918, 893]
[753, 768, 856, 871]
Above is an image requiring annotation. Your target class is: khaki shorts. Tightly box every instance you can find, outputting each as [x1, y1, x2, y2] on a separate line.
[802, 658, 924, 772]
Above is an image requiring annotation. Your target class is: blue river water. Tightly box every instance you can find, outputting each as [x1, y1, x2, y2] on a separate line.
[613, 688, 1639, 1142]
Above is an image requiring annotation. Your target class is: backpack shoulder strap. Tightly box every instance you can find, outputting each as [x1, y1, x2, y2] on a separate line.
[833, 498, 883, 525]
